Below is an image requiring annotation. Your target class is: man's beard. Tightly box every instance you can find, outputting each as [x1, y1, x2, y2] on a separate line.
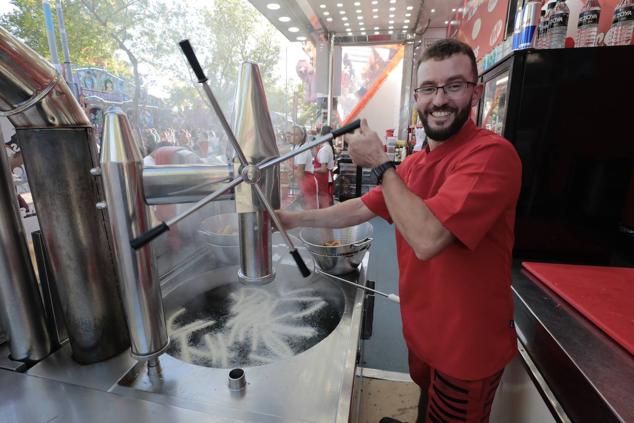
[419, 103, 470, 142]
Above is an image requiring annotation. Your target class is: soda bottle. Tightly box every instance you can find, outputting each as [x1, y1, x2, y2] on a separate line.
[512, 3, 524, 49]
[549, 0, 570, 49]
[542, 1, 557, 48]
[576, 0, 601, 47]
[519, 0, 544, 49]
[608, 0, 634, 46]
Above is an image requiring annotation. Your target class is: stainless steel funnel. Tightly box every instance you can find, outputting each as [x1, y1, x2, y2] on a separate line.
[232, 62, 280, 284]
[100, 107, 169, 360]
[0, 26, 130, 363]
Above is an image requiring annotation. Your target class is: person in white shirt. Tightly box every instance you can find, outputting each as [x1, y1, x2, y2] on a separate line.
[315, 125, 336, 207]
[290, 125, 318, 209]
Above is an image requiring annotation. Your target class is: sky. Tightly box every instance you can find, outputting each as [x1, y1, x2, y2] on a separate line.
[0, 0, 308, 99]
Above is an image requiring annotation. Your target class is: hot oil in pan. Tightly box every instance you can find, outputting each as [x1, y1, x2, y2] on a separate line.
[166, 279, 344, 368]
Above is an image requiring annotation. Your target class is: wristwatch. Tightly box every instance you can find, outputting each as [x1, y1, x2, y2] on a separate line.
[371, 161, 396, 184]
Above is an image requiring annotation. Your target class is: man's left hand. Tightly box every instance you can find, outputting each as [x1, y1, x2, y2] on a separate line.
[345, 118, 390, 168]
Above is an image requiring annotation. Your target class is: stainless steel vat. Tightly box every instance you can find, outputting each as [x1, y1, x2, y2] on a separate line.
[0, 141, 50, 361]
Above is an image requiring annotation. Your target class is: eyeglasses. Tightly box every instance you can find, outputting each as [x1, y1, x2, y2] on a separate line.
[414, 81, 477, 97]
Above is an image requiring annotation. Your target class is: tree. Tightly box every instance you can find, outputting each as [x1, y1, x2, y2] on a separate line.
[0, 0, 127, 74]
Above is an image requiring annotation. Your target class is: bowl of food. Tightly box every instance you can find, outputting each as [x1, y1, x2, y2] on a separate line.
[299, 223, 373, 275]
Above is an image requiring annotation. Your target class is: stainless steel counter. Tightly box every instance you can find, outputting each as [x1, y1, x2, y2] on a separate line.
[2, 253, 368, 423]
[512, 265, 634, 423]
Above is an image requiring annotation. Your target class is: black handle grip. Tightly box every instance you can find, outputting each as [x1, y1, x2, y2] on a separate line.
[130, 222, 169, 250]
[332, 119, 361, 138]
[290, 249, 311, 278]
[178, 39, 207, 83]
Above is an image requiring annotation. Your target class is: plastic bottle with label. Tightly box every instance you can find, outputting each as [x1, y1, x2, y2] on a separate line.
[576, 0, 601, 47]
[540, 2, 557, 48]
[548, 0, 570, 49]
[519, 0, 544, 49]
[608, 0, 634, 46]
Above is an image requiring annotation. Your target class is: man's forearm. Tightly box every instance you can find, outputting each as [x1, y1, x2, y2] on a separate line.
[381, 169, 453, 260]
[295, 198, 374, 228]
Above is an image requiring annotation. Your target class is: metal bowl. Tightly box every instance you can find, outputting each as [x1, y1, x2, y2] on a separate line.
[299, 223, 373, 275]
[198, 213, 239, 247]
[299, 222, 374, 256]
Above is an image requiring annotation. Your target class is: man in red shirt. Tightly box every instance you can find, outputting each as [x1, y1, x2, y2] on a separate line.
[278, 39, 521, 423]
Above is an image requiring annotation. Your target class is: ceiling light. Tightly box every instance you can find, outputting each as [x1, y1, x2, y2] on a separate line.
[372, 8, 378, 12]
[344, 22, 349, 26]
[323, 11, 330, 15]
[430, 8, 436, 13]
[405, 13, 411, 17]
[389, 7, 396, 11]
[336, 3, 343, 7]
[361, 31, 366, 35]
[339, 10, 346, 14]
[374, 26, 379, 30]
[389, 14, 395, 18]
[388, 20, 394, 24]
[373, 15, 379, 19]
[346, 28, 351, 32]
[360, 27, 365, 30]
[402, 25, 409, 28]
[404, 19, 410, 23]
[356, 9, 362, 13]
[390, 0, 396, 3]
[354, 1, 361, 5]
[288, 27, 299, 32]
[374, 31, 380, 34]
[452, 8, 456, 12]
[388, 26, 394, 29]
[444, 20, 449, 24]
[266, 3, 280, 10]
[406, 5, 413, 10]
[371, 0, 378, 4]
[297, 36, 307, 41]
[320, 4, 326, 8]
[279, 16, 291, 22]
[342, 16, 348, 20]
[326, 17, 333, 21]
[389, 30, 393, 34]
[357, 16, 364, 20]
[402, 30, 407, 33]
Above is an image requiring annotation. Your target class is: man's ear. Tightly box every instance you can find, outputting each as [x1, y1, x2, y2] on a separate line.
[471, 84, 484, 107]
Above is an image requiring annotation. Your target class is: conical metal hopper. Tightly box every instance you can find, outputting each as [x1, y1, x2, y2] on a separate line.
[232, 62, 280, 284]
[100, 106, 169, 360]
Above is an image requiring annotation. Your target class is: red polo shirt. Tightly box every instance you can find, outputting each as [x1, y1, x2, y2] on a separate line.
[362, 120, 521, 380]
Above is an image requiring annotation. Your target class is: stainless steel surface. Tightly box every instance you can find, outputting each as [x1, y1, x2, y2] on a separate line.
[19, 127, 130, 364]
[228, 368, 247, 391]
[0, 369, 231, 423]
[100, 107, 168, 359]
[512, 265, 634, 422]
[308, 248, 371, 276]
[0, 26, 89, 127]
[143, 164, 234, 205]
[0, 344, 28, 371]
[27, 342, 137, 392]
[32, 230, 68, 349]
[0, 142, 50, 362]
[198, 213, 239, 247]
[238, 212, 275, 284]
[113, 254, 368, 422]
[259, 132, 334, 172]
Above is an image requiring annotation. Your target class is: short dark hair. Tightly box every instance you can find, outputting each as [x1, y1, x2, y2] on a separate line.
[419, 39, 478, 81]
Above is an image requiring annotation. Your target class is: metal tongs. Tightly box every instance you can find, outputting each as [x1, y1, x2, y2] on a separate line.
[130, 40, 361, 279]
